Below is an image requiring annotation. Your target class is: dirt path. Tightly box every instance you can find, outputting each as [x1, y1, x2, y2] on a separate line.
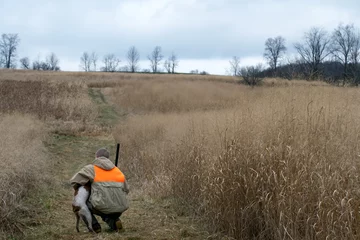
[22, 88, 218, 240]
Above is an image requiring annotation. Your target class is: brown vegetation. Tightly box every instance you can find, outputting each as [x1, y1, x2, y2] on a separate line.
[114, 83, 360, 239]
[0, 70, 100, 238]
[110, 80, 244, 113]
[2, 69, 359, 239]
[0, 71, 99, 134]
[0, 80, 95, 121]
[0, 114, 49, 238]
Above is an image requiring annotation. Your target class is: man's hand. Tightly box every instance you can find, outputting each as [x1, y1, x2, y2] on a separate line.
[124, 181, 130, 194]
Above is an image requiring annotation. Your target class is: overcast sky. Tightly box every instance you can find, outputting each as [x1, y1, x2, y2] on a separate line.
[1, 0, 360, 75]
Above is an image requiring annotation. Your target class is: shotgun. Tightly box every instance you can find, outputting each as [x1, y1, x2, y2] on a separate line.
[115, 143, 120, 167]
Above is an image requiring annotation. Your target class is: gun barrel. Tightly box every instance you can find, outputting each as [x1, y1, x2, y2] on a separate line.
[115, 143, 120, 167]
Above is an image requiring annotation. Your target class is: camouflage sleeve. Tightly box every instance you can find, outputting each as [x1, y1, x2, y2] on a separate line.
[69, 164, 95, 188]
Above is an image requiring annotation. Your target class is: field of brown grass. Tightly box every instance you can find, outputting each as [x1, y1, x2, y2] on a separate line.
[1, 69, 359, 239]
[0, 114, 49, 237]
[112, 80, 360, 239]
[0, 70, 100, 239]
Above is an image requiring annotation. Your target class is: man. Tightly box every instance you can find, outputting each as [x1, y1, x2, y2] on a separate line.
[70, 148, 129, 233]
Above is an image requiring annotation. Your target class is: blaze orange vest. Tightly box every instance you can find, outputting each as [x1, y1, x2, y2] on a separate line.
[93, 165, 126, 183]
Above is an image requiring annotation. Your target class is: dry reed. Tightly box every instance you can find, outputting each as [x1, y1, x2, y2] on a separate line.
[0, 114, 49, 238]
[0, 78, 99, 134]
[109, 80, 245, 113]
[114, 85, 360, 239]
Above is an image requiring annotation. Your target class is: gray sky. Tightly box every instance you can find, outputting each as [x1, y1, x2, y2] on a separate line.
[1, 0, 360, 74]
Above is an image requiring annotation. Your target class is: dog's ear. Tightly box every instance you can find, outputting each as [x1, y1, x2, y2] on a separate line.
[74, 187, 79, 197]
[73, 183, 81, 191]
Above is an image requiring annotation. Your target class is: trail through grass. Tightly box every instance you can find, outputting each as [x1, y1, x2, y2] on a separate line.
[88, 88, 119, 127]
[20, 89, 217, 240]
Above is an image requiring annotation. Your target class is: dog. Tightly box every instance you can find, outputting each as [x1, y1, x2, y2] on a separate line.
[72, 184, 94, 233]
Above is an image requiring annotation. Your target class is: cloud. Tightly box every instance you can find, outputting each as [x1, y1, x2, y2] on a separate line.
[1, 0, 360, 74]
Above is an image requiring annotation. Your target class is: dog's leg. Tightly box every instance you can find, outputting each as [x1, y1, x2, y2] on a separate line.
[80, 208, 94, 233]
[75, 212, 80, 232]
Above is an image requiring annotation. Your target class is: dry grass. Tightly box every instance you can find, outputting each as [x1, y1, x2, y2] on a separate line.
[0, 69, 236, 87]
[0, 80, 94, 121]
[114, 85, 360, 239]
[109, 80, 245, 113]
[262, 78, 331, 87]
[2, 69, 359, 239]
[0, 71, 100, 237]
[0, 114, 49, 238]
[0, 78, 99, 135]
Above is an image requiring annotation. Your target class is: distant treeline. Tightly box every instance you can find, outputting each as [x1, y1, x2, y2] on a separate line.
[229, 23, 360, 85]
[262, 61, 360, 85]
[1, 23, 360, 85]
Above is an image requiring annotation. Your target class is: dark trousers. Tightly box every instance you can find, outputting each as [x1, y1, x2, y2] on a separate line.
[86, 201, 122, 230]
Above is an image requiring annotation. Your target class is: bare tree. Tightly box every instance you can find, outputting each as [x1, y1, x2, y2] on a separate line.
[32, 60, 51, 71]
[46, 52, 60, 71]
[229, 56, 241, 76]
[148, 46, 163, 73]
[331, 24, 357, 80]
[164, 59, 171, 73]
[127, 46, 140, 73]
[264, 36, 286, 75]
[0, 34, 20, 69]
[351, 35, 360, 64]
[32, 55, 41, 70]
[32, 53, 60, 71]
[80, 52, 91, 71]
[350, 33, 360, 85]
[169, 52, 179, 73]
[19, 57, 30, 69]
[294, 27, 331, 79]
[239, 64, 264, 86]
[119, 66, 129, 72]
[101, 54, 120, 72]
[90, 52, 98, 71]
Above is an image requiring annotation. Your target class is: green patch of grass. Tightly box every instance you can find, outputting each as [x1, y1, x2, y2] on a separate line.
[88, 88, 119, 126]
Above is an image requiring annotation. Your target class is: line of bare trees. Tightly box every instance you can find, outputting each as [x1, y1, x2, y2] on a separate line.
[0, 33, 178, 74]
[233, 23, 360, 86]
[79, 46, 179, 73]
[0, 33, 60, 71]
[2, 22, 360, 83]
[290, 24, 360, 84]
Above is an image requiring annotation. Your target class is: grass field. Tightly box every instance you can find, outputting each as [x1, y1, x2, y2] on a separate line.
[1, 69, 360, 239]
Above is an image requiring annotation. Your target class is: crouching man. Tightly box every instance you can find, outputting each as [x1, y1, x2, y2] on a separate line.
[70, 148, 129, 233]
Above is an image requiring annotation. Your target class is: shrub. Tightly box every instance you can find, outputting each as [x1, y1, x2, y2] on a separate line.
[239, 64, 264, 86]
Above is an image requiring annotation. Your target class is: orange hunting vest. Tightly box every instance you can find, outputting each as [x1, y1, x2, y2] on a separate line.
[93, 165, 126, 183]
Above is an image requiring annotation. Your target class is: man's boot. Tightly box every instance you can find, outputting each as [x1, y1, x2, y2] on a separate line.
[115, 219, 123, 232]
[92, 222, 101, 233]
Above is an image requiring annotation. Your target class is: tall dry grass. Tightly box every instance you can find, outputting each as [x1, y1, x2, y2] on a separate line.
[0, 114, 49, 238]
[0, 79, 99, 134]
[114, 85, 360, 239]
[0, 69, 236, 87]
[0, 80, 95, 121]
[109, 80, 245, 113]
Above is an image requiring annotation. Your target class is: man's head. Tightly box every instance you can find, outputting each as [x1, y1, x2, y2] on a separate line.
[95, 148, 110, 159]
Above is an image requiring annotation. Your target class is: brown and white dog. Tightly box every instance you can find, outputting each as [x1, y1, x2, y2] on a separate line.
[72, 184, 94, 233]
